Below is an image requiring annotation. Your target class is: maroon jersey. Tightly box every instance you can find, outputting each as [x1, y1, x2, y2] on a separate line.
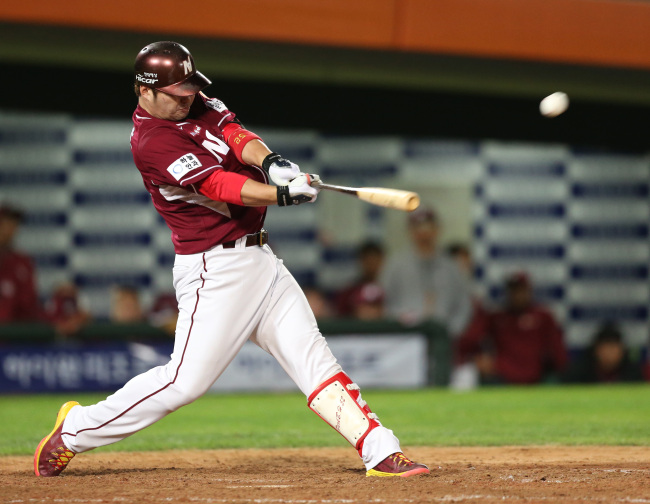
[130, 95, 267, 254]
[489, 306, 567, 383]
[336, 281, 385, 318]
[0, 249, 40, 322]
[459, 303, 567, 384]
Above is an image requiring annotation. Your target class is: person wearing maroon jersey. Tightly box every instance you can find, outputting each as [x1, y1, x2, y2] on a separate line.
[336, 241, 386, 319]
[44, 282, 91, 338]
[458, 271, 567, 384]
[35, 41, 429, 479]
[0, 203, 41, 324]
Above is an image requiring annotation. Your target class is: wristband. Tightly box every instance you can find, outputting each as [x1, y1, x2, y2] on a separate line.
[277, 186, 293, 206]
[262, 152, 282, 173]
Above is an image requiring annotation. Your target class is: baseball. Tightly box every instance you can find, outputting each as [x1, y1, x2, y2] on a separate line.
[539, 92, 569, 118]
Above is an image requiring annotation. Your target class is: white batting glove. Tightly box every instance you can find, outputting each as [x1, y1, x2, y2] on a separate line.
[262, 152, 301, 186]
[277, 174, 321, 206]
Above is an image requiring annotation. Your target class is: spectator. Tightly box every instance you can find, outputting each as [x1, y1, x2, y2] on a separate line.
[382, 206, 472, 336]
[336, 241, 385, 320]
[447, 243, 473, 284]
[563, 322, 644, 383]
[110, 285, 145, 323]
[44, 282, 92, 338]
[447, 242, 488, 355]
[447, 242, 488, 389]
[303, 286, 333, 320]
[458, 271, 567, 384]
[0, 203, 41, 323]
[149, 292, 179, 335]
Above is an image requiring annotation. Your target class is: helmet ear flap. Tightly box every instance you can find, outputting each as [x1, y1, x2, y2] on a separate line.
[134, 41, 211, 97]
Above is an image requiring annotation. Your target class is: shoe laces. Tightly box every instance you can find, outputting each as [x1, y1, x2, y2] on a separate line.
[390, 453, 414, 467]
[48, 446, 75, 472]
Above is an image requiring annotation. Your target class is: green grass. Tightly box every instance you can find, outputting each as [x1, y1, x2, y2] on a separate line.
[2, 384, 648, 456]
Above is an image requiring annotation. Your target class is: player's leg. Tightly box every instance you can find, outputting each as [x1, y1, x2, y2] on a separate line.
[251, 249, 428, 477]
[36, 247, 275, 475]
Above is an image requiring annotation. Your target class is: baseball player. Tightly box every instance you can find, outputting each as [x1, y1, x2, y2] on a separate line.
[34, 41, 429, 479]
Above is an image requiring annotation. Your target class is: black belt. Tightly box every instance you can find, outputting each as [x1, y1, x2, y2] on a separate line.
[222, 230, 268, 249]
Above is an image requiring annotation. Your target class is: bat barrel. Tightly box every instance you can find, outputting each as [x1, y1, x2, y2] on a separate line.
[357, 187, 420, 212]
[316, 181, 420, 212]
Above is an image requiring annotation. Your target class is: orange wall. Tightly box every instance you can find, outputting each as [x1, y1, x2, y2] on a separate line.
[2, 0, 650, 69]
[398, 0, 650, 69]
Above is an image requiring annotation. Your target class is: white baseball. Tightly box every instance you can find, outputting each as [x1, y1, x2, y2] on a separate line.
[539, 92, 569, 118]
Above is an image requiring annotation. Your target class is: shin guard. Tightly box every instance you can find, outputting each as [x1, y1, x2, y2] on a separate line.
[308, 372, 380, 455]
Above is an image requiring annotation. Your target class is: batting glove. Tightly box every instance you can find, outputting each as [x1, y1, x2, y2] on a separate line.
[277, 174, 321, 206]
[262, 152, 301, 186]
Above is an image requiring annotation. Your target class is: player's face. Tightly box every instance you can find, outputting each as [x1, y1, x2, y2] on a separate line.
[0, 216, 19, 248]
[140, 87, 195, 121]
[506, 284, 532, 312]
[409, 221, 439, 250]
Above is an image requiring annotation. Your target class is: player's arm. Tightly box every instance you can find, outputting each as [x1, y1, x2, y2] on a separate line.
[199, 96, 300, 184]
[196, 170, 320, 207]
[222, 122, 301, 185]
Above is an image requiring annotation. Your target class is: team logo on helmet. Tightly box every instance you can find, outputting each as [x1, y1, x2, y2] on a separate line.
[136, 72, 159, 85]
[181, 57, 193, 76]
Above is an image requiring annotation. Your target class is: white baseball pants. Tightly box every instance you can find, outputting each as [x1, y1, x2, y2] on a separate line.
[61, 242, 400, 469]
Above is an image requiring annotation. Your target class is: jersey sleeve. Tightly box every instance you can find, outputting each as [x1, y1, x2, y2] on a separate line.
[138, 125, 223, 187]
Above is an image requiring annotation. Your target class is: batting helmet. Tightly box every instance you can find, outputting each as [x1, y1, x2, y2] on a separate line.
[134, 41, 211, 96]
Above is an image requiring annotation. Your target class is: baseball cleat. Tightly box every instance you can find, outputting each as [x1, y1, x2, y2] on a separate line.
[366, 452, 430, 477]
[34, 401, 79, 477]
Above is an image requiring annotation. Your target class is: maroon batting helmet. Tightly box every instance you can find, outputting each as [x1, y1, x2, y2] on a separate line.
[134, 41, 211, 96]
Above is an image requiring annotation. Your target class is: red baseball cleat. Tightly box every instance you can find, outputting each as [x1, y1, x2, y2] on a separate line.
[34, 401, 79, 477]
[366, 452, 430, 477]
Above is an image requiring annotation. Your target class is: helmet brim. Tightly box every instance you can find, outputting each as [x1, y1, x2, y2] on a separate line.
[157, 71, 211, 97]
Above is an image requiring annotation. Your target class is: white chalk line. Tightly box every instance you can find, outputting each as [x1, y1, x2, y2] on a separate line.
[603, 469, 650, 474]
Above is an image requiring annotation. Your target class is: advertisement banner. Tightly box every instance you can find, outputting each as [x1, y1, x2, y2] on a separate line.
[0, 335, 427, 393]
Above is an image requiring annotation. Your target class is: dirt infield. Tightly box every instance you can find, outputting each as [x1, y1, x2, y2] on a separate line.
[3, 446, 649, 503]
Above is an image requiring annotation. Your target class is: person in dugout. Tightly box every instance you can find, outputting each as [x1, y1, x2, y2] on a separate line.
[457, 271, 567, 384]
[0, 202, 41, 324]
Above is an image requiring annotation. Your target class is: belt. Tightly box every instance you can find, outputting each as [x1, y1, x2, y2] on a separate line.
[221, 230, 268, 249]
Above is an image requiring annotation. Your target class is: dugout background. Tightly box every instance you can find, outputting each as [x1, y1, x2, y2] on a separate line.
[0, 1, 649, 353]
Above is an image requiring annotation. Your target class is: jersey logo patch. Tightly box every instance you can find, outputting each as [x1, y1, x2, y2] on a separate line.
[206, 98, 227, 113]
[167, 153, 203, 181]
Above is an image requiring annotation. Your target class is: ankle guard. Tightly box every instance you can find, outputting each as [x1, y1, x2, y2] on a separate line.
[308, 372, 380, 453]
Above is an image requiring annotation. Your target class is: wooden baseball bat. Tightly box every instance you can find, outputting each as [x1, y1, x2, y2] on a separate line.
[314, 181, 420, 212]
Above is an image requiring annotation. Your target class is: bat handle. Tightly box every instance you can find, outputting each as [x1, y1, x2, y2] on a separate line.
[313, 180, 358, 196]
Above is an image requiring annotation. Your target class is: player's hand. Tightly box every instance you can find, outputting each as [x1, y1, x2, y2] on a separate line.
[277, 174, 321, 206]
[262, 152, 301, 186]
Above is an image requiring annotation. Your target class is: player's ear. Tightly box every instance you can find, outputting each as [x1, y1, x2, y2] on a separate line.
[138, 86, 154, 99]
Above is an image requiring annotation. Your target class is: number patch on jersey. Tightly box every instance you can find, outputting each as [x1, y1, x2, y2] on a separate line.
[167, 153, 203, 181]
